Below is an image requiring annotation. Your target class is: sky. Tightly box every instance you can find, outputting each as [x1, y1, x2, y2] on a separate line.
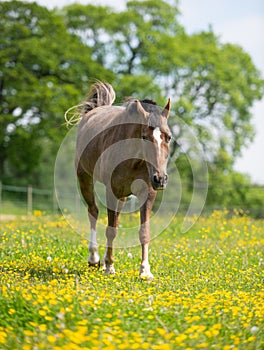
[23, 0, 264, 184]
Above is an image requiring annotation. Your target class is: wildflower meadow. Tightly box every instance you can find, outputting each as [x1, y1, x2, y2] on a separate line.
[0, 210, 263, 349]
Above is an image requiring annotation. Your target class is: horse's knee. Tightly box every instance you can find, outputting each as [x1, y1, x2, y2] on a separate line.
[105, 226, 117, 242]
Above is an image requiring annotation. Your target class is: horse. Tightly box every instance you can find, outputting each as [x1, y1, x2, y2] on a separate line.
[74, 81, 171, 280]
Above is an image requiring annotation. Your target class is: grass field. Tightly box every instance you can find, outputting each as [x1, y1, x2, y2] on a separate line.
[0, 210, 263, 349]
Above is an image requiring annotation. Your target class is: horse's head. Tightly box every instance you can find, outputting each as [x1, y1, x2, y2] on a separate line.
[140, 99, 171, 190]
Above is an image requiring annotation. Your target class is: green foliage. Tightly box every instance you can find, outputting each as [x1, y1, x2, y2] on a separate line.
[0, 0, 112, 186]
[64, 1, 263, 161]
[207, 165, 264, 216]
[0, 0, 263, 211]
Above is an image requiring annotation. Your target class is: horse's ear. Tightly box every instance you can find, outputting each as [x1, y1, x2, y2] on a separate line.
[126, 99, 148, 120]
[136, 100, 148, 118]
[162, 98, 171, 119]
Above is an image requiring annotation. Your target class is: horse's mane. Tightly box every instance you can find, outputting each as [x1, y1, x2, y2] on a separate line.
[125, 97, 162, 127]
[125, 97, 160, 113]
[139, 99, 159, 113]
[140, 99, 157, 105]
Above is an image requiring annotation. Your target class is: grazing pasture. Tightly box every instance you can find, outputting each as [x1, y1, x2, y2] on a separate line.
[0, 210, 263, 349]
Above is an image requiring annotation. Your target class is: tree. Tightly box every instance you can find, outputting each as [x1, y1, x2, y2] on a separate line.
[62, 0, 264, 215]
[0, 1, 112, 186]
[63, 0, 263, 164]
[1, 0, 263, 215]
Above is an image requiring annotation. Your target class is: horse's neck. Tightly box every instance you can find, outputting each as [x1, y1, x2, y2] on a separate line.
[116, 113, 143, 139]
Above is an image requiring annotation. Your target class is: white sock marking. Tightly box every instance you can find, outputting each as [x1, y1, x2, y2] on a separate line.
[89, 229, 97, 251]
[88, 229, 100, 264]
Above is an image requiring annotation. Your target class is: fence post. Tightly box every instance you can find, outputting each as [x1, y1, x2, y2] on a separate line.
[27, 185, 33, 216]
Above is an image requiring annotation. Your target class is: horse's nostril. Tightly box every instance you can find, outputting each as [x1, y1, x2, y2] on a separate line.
[153, 175, 160, 184]
[153, 174, 168, 185]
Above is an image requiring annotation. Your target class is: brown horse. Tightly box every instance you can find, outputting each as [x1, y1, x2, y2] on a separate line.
[75, 81, 171, 280]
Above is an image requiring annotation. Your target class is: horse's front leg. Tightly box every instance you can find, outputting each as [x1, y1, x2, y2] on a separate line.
[139, 189, 156, 280]
[103, 197, 126, 274]
[77, 171, 100, 267]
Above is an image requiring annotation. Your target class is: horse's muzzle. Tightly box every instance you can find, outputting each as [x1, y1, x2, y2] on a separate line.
[151, 173, 168, 190]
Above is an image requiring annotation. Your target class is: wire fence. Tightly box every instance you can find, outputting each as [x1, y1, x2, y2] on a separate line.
[0, 181, 263, 218]
[0, 182, 57, 216]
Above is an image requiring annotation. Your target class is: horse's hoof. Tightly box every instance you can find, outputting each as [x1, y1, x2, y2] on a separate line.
[140, 265, 154, 281]
[140, 272, 154, 282]
[88, 260, 100, 269]
[102, 264, 116, 275]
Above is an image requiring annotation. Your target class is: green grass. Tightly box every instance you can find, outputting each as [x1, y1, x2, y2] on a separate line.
[0, 200, 28, 216]
[0, 210, 263, 349]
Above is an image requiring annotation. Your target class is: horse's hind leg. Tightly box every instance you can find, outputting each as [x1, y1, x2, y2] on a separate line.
[103, 196, 126, 274]
[77, 171, 100, 267]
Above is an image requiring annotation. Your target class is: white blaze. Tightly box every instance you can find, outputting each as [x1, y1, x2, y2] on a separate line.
[153, 127, 162, 152]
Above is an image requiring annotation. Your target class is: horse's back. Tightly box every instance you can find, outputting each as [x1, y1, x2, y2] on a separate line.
[78, 105, 124, 134]
[75, 105, 125, 176]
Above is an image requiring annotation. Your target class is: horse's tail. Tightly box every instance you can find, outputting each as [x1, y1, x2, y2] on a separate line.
[64, 81, 115, 127]
[83, 81, 116, 113]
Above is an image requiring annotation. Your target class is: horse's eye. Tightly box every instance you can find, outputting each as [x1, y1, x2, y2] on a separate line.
[142, 136, 148, 141]
[166, 135, 172, 143]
